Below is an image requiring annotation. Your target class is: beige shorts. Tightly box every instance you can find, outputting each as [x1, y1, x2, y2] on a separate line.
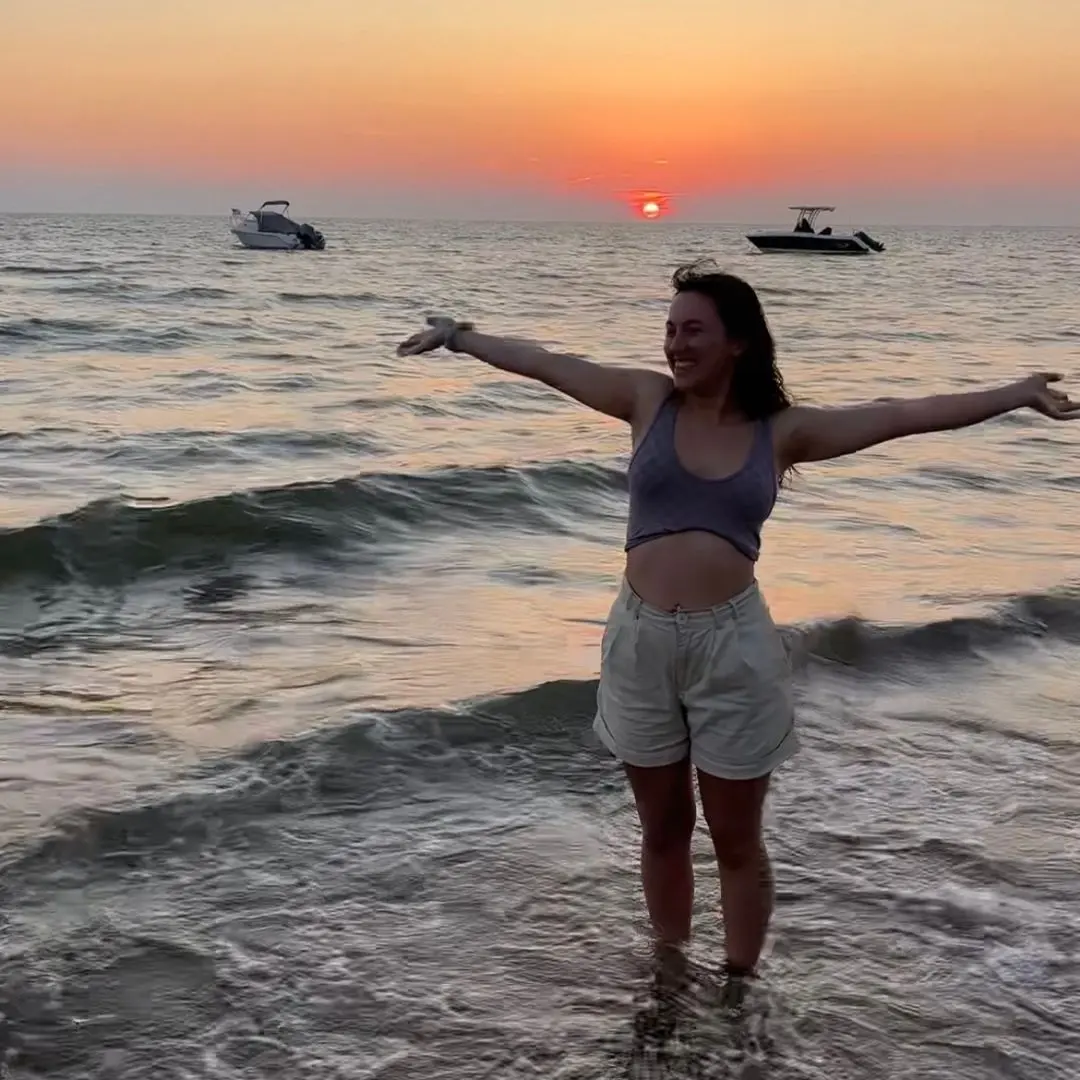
[593, 578, 797, 780]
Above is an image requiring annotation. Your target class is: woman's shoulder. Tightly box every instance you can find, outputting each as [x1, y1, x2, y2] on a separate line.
[631, 369, 675, 412]
[633, 368, 674, 396]
[764, 401, 801, 431]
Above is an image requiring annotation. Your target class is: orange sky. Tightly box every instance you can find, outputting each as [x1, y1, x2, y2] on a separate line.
[4, 0, 1079, 219]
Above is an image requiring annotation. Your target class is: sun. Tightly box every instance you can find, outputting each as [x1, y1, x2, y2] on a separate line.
[627, 191, 671, 220]
[620, 189, 673, 220]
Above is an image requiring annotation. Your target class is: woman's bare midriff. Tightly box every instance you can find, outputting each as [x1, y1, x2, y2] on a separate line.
[624, 531, 756, 612]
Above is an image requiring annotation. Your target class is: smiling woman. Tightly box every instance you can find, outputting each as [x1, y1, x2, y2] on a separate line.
[395, 258, 1078, 1010]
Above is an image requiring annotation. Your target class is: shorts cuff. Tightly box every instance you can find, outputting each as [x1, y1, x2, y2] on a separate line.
[592, 713, 689, 769]
[691, 725, 799, 780]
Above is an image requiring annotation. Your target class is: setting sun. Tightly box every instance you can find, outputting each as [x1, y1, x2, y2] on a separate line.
[628, 191, 671, 219]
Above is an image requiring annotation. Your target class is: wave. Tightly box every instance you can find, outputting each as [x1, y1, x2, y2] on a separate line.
[0, 461, 626, 587]
[54, 281, 147, 299]
[0, 264, 104, 276]
[277, 291, 380, 305]
[2, 454, 1079, 669]
[1, 316, 198, 350]
[0, 316, 108, 341]
[6, 638, 1077, 880]
[163, 286, 233, 301]
[4, 426, 383, 467]
[3, 679, 601, 875]
[788, 587, 1080, 670]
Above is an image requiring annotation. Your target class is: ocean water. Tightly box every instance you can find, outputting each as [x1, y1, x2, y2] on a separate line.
[1, 213, 1079, 1078]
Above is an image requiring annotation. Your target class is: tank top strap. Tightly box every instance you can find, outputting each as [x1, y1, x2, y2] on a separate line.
[630, 389, 678, 463]
[655, 390, 680, 428]
[754, 414, 772, 446]
[652, 391, 683, 452]
[752, 414, 779, 478]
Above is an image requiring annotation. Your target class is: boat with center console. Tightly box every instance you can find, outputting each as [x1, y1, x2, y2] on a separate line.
[746, 206, 885, 255]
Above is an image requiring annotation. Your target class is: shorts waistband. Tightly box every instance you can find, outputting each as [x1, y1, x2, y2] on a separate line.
[616, 577, 762, 627]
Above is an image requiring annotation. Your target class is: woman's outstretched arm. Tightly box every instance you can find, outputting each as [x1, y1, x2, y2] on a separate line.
[397, 316, 669, 424]
[776, 373, 1078, 467]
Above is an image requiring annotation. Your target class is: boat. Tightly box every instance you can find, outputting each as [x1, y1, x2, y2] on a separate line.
[229, 200, 326, 251]
[746, 206, 885, 255]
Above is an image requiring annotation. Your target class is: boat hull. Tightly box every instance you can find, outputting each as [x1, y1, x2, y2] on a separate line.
[228, 207, 325, 251]
[230, 228, 302, 251]
[746, 232, 871, 255]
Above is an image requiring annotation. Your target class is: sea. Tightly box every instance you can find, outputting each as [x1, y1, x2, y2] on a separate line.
[1, 214, 1079, 1079]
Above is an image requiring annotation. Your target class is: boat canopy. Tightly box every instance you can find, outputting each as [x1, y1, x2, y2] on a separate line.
[788, 206, 835, 230]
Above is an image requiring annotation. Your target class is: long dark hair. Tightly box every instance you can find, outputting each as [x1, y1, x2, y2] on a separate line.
[671, 260, 792, 420]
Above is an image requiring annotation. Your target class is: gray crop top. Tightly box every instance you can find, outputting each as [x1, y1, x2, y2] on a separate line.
[624, 394, 779, 561]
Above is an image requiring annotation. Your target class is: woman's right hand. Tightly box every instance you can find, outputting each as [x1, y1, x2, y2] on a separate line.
[396, 316, 473, 357]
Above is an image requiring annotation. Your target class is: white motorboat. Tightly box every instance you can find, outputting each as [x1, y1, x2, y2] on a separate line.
[746, 206, 885, 255]
[229, 200, 326, 251]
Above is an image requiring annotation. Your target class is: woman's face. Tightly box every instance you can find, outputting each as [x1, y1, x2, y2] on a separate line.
[664, 291, 742, 393]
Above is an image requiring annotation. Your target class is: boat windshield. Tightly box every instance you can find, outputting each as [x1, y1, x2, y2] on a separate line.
[254, 211, 298, 233]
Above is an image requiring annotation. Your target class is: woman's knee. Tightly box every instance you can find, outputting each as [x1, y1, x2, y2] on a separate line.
[642, 800, 696, 854]
[709, 825, 764, 870]
[625, 761, 696, 854]
[696, 770, 769, 869]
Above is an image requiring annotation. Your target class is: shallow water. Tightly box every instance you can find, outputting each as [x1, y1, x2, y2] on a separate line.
[1, 215, 1078, 1077]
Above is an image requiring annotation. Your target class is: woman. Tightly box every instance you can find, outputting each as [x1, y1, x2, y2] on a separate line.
[397, 260, 1076, 990]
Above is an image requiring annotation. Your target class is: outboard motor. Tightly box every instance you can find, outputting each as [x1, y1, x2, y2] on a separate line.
[854, 230, 885, 252]
[297, 223, 326, 251]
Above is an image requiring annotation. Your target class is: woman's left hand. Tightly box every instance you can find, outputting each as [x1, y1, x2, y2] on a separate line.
[1023, 373, 1080, 420]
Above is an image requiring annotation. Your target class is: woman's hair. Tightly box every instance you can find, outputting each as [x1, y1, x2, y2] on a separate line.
[670, 259, 792, 420]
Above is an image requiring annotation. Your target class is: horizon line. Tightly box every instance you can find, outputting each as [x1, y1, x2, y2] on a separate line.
[1, 210, 1077, 229]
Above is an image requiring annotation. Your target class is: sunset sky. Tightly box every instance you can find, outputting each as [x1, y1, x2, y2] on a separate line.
[4, 0, 1079, 222]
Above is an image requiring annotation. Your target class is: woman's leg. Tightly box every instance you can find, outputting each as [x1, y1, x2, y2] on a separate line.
[695, 770, 772, 972]
[680, 586, 795, 972]
[623, 758, 697, 945]
[593, 583, 693, 941]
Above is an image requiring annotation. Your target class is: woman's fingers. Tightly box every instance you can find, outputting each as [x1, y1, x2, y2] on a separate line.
[1045, 398, 1080, 419]
[397, 317, 459, 356]
[396, 333, 429, 356]
[398, 327, 450, 356]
